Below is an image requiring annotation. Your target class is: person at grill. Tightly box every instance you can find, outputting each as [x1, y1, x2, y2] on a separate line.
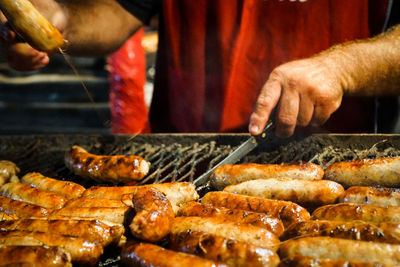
[0, 1, 399, 137]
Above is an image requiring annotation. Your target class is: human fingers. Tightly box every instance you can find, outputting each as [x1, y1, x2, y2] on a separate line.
[296, 95, 314, 127]
[274, 88, 300, 138]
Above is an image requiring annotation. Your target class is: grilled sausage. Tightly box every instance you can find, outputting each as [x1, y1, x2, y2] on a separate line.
[278, 256, 390, 267]
[64, 145, 150, 184]
[178, 201, 284, 236]
[121, 242, 228, 267]
[202, 191, 310, 228]
[0, 161, 20, 186]
[169, 231, 280, 267]
[0, 211, 18, 221]
[311, 203, 400, 223]
[0, 219, 124, 247]
[129, 187, 174, 242]
[210, 163, 324, 190]
[0, 196, 51, 218]
[21, 172, 85, 200]
[0, 246, 72, 267]
[0, 230, 103, 265]
[0, 182, 67, 209]
[51, 206, 130, 224]
[224, 178, 344, 208]
[324, 156, 400, 188]
[83, 182, 199, 213]
[64, 197, 128, 208]
[281, 220, 400, 244]
[172, 216, 279, 250]
[340, 186, 400, 207]
[278, 236, 400, 264]
[0, 0, 64, 53]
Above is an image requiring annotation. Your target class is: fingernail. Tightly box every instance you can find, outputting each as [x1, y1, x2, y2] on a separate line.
[249, 124, 259, 134]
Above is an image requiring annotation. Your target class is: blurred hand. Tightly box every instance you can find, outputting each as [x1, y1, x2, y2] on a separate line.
[249, 57, 344, 138]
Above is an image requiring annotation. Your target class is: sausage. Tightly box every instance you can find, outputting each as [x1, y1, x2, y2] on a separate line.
[278, 256, 389, 267]
[311, 203, 400, 223]
[0, 246, 72, 267]
[210, 163, 324, 190]
[64, 145, 150, 184]
[178, 201, 284, 237]
[223, 178, 344, 208]
[172, 216, 279, 250]
[0, 0, 64, 53]
[83, 182, 199, 213]
[169, 230, 280, 267]
[0, 196, 51, 218]
[281, 220, 400, 244]
[51, 206, 130, 224]
[121, 242, 228, 267]
[0, 161, 20, 186]
[129, 187, 174, 242]
[21, 172, 85, 200]
[324, 156, 400, 188]
[0, 211, 18, 221]
[0, 219, 124, 247]
[0, 182, 67, 209]
[0, 230, 103, 265]
[201, 191, 310, 228]
[64, 198, 128, 208]
[340, 186, 400, 207]
[278, 236, 400, 264]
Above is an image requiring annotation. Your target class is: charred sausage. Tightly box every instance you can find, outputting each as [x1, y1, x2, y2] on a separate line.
[201, 191, 310, 228]
[178, 201, 284, 236]
[0, 196, 51, 218]
[21, 172, 85, 200]
[278, 255, 389, 267]
[340, 186, 400, 207]
[223, 178, 344, 208]
[210, 163, 324, 190]
[64, 145, 150, 184]
[0, 182, 67, 209]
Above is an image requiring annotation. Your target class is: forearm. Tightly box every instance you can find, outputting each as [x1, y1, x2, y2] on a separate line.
[320, 24, 400, 97]
[58, 0, 143, 56]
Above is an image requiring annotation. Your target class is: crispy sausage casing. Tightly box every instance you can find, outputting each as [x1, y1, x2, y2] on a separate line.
[65, 145, 150, 184]
[202, 191, 310, 228]
[340, 186, 400, 207]
[224, 178, 344, 208]
[129, 187, 174, 242]
[278, 255, 389, 267]
[0, 160, 20, 186]
[178, 201, 284, 236]
[324, 156, 400, 188]
[0, 0, 64, 53]
[172, 216, 279, 249]
[21, 172, 85, 200]
[51, 206, 130, 224]
[0, 230, 103, 265]
[278, 236, 400, 264]
[0, 182, 67, 209]
[0, 196, 51, 218]
[281, 220, 400, 244]
[64, 197, 128, 208]
[210, 163, 324, 190]
[311, 203, 400, 223]
[121, 242, 228, 267]
[169, 230, 280, 267]
[0, 219, 124, 247]
[0, 246, 72, 267]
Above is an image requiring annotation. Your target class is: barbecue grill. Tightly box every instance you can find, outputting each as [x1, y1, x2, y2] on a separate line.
[1, 133, 400, 266]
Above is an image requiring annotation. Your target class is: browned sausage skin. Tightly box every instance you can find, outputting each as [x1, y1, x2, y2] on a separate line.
[0, 160, 20, 186]
[0, 182, 67, 209]
[278, 255, 389, 267]
[210, 163, 324, 190]
[0, 246, 72, 267]
[281, 220, 400, 244]
[51, 206, 130, 224]
[324, 156, 400, 188]
[21, 172, 85, 200]
[169, 230, 280, 267]
[0, 196, 51, 218]
[202, 191, 310, 228]
[278, 236, 400, 264]
[64, 145, 150, 184]
[121, 242, 228, 267]
[129, 187, 175, 242]
[178, 201, 284, 236]
[64, 198, 128, 208]
[340, 186, 400, 207]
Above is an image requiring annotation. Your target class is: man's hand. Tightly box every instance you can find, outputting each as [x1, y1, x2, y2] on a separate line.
[249, 57, 344, 138]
